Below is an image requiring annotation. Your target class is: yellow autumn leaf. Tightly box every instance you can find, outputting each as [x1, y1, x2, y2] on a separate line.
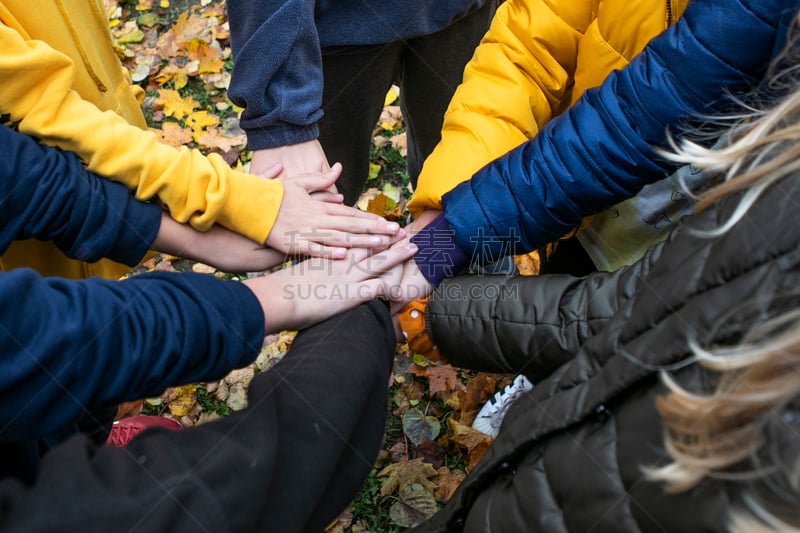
[186, 110, 220, 137]
[155, 88, 199, 119]
[155, 65, 189, 89]
[162, 384, 197, 417]
[160, 0, 169, 8]
[384, 84, 400, 106]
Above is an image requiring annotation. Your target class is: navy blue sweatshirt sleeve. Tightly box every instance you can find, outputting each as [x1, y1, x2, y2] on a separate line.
[226, 0, 323, 149]
[0, 125, 160, 266]
[0, 270, 265, 440]
[442, 0, 796, 259]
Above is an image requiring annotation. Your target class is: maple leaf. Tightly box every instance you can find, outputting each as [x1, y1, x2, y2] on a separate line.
[378, 457, 438, 497]
[514, 250, 541, 276]
[186, 110, 220, 137]
[173, 11, 210, 47]
[154, 89, 199, 119]
[154, 122, 193, 147]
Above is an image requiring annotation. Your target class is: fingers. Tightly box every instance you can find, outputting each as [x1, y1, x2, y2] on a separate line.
[310, 191, 344, 203]
[289, 163, 342, 193]
[254, 161, 284, 180]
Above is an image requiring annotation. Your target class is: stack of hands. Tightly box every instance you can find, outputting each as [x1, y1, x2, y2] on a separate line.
[152, 150, 438, 335]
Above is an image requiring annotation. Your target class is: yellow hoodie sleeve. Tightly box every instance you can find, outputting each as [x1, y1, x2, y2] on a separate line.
[0, 23, 282, 244]
[408, 0, 595, 215]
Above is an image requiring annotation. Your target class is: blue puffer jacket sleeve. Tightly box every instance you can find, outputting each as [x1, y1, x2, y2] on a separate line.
[442, 0, 798, 257]
[226, 0, 323, 149]
[0, 124, 160, 265]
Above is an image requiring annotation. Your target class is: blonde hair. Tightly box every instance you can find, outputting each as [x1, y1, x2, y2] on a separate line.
[645, 22, 800, 531]
[647, 314, 800, 532]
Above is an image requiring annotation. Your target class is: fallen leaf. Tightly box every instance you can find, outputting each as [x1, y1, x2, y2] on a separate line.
[154, 88, 198, 119]
[408, 364, 461, 396]
[440, 418, 493, 470]
[388, 483, 438, 528]
[402, 408, 441, 446]
[514, 251, 540, 276]
[433, 467, 466, 503]
[195, 126, 246, 152]
[378, 457, 438, 497]
[162, 384, 198, 417]
[155, 122, 193, 147]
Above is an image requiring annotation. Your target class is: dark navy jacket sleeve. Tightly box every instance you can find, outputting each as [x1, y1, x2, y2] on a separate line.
[442, 0, 798, 258]
[0, 270, 265, 440]
[0, 124, 160, 266]
[226, 0, 323, 149]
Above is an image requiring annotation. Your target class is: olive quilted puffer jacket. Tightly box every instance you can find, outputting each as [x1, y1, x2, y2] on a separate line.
[413, 173, 800, 532]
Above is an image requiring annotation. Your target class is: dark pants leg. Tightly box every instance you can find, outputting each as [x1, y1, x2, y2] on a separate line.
[319, 3, 495, 205]
[400, 1, 496, 185]
[8, 302, 396, 532]
[253, 300, 396, 531]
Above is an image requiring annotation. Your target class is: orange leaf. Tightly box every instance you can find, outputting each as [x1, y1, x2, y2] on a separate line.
[172, 11, 209, 46]
[195, 126, 246, 152]
[441, 418, 493, 470]
[154, 122, 193, 147]
[408, 363, 461, 396]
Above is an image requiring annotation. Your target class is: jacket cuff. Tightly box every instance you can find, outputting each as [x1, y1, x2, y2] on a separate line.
[410, 214, 469, 288]
[244, 123, 320, 151]
[216, 171, 284, 244]
[113, 199, 162, 266]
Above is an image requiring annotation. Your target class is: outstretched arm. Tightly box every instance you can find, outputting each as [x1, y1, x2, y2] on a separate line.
[442, 0, 792, 259]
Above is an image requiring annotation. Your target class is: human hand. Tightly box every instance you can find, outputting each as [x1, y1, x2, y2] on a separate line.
[154, 215, 286, 272]
[387, 256, 434, 315]
[266, 164, 404, 258]
[250, 139, 338, 198]
[244, 240, 418, 333]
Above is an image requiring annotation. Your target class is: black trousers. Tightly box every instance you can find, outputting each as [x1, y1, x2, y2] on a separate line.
[319, 2, 497, 205]
[0, 301, 395, 533]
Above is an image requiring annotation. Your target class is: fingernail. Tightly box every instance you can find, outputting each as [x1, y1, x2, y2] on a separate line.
[387, 222, 400, 232]
[407, 243, 418, 252]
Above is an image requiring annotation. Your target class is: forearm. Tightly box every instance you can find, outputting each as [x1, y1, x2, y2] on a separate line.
[226, 0, 323, 148]
[0, 24, 283, 244]
[0, 270, 264, 440]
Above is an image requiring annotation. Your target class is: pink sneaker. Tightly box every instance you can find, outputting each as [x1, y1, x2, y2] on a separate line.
[106, 415, 182, 447]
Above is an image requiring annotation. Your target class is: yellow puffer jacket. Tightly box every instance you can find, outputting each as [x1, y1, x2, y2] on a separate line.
[0, 0, 283, 279]
[409, 0, 689, 215]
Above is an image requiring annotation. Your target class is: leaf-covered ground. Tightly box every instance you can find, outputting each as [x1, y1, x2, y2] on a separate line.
[106, 1, 518, 529]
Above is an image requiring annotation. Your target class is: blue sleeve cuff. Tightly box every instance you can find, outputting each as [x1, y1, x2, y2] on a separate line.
[410, 214, 470, 287]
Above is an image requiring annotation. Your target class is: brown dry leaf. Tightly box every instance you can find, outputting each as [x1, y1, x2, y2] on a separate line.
[378, 457, 438, 497]
[453, 373, 501, 423]
[433, 466, 466, 503]
[389, 483, 438, 528]
[115, 399, 143, 420]
[377, 105, 403, 131]
[441, 418, 493, 470]
[155, 122, 193, 147]
[162, 384, 198, 417]
[390, 132, 407, 157]
[365, 192, 388, 216]
[196, 126, 246, 152]
[172, 11, 209, 46]
[408, 363, 461, 396]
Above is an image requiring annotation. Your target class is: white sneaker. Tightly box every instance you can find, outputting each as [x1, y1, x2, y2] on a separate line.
[471, 375, 534, 438]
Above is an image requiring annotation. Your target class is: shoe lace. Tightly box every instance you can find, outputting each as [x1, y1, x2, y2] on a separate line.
[107, 422, 143, 447]
[480, 380, 531, 429]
